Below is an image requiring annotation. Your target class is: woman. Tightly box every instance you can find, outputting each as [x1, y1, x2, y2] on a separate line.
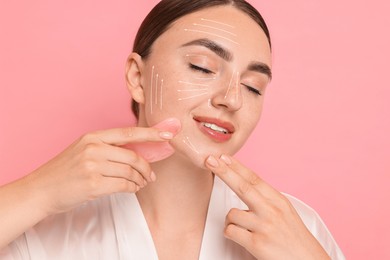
[0, 0, 345, 259]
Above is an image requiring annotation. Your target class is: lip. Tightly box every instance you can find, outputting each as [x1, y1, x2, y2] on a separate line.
[193, 116, 235, 142]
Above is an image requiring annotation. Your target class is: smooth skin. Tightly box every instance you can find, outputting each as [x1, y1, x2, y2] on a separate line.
[0, 126, 176, 249]
[1, 5, 331, 260]
[126, 5, 330, 260]
[206, 155, 330, 260]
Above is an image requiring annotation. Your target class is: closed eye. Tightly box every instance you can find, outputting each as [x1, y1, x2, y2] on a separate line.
[189, 63, 214, 74]
[242, 84, 262, 96]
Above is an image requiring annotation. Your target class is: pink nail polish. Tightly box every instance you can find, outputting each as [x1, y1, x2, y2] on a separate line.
[207, 156, 219, 167]
[159, 131, 174, 140]
[122, 118, 181, 162]
[220, 155, 232, 165]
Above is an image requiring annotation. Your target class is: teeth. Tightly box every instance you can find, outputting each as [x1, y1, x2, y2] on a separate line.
[203, 122, 229, 134]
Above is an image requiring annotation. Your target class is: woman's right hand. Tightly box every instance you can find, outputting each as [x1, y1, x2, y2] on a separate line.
[26, 126, 176, 216]
[0, 124, 178, 249]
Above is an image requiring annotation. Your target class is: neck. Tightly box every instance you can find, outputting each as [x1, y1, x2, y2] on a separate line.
[136, 152, 214, 230]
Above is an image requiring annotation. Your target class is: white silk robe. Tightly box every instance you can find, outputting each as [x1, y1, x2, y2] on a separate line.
[1, 177, 345, 259]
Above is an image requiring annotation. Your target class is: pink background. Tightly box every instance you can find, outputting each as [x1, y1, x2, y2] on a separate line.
[1, 0, 389, 258]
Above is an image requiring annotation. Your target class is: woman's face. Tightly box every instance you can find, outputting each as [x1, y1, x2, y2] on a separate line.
[135, 6, 272, 167]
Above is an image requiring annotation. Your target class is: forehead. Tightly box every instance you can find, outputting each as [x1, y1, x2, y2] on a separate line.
[153, 5, 272, 65]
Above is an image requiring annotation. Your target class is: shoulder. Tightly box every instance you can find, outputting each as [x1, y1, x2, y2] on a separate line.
[282, 193, 346, 259]
[4, 195, 119, 259]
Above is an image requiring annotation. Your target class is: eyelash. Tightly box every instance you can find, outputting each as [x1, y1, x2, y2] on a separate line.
[189, 63, 262, 96]
[189, 63, 213, 74]
[242, 84, 262, 96]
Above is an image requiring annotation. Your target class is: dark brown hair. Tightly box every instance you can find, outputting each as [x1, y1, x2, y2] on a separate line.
[131, 0, 271, 118]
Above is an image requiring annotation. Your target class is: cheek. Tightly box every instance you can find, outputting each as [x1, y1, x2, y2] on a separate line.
[144, 65, 167, 117]
[239, 100, 263, 132]
[143, 65, 204, 124]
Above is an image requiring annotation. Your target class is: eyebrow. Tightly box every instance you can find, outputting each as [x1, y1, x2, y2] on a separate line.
[181, 38, 272, 80]
[248, 62, 272, 80]
[181, 38, 233, 62]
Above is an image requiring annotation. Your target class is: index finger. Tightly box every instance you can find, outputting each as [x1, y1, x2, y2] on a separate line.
[92, 126, 175, 146]
[97, 117, 181, 146]
[205, 155, 264, 209]
[219, 155, 278, 196]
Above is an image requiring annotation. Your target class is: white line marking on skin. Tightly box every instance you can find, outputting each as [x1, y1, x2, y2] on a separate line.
[208, 98, 212, 108]
[184, 29, 239, 45]
[224, 71, 236, 99]
[177, 88, 209, 92]
[193, 23, 237, 36]
[235, 72, 241, 102]
[178, 92, 209, 101]
[183, 136, 200, 154]
[194, 76, 217, 80]
[150, 66, 155, 114]
[155, 74, 159, 105]
[178, 81, 209, 87]
[160, 79, 163, 110]
[200, 18, 235, 28]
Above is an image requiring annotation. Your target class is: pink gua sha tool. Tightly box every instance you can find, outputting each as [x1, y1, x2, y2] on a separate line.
[123, 118, 181, 162]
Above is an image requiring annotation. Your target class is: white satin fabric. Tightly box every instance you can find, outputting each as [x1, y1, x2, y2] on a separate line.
[1, 177, 345, 259]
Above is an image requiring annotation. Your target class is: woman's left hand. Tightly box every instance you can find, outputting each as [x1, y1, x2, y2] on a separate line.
[205, 155, 330, 260]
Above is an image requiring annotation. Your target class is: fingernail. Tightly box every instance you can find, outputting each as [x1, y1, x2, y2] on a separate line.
[150, 171, 157, 182]
[159, 131, 174, 140]
[220, 155, 232, 165]
[206, 156, 219, 167]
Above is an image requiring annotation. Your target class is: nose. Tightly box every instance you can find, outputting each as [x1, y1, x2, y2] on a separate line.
[211, 71, 243, 112]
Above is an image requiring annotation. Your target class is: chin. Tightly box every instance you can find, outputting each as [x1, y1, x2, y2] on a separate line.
[169, 135, 228, 170]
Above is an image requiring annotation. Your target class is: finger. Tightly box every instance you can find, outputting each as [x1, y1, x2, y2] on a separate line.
[225, 208, 259, 232]
[90, 126, 176, 146]
[220, 155, 277, 196]
[96, 176, 141, 195]
[224, 222, 253, 250]
[101, 144, 154, 182]
[100, 161, 147, 188]
[205, 155, 262, 209]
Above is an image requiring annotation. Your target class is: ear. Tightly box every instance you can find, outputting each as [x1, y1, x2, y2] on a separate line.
[125, 52, 145, 104]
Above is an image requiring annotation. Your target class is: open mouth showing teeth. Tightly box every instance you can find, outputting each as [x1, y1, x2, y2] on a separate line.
[202, 122, 229, 134]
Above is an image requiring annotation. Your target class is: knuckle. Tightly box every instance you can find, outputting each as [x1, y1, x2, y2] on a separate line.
[117, 179, 130, 192]
[277, 196, 290, 211]
[223, 224, 237, 238]
[129, 155, 141, 166]
[87, 174, 103, 191]
[124, 181, 138, 193]
[266, 203, 284, 220]
[81, 160, 97, 173]
[224, 224, 235, 238]
[227, 208, 240, 220]
[127, 150, 140, 164]
[80, 132, 97, 143]
[129, 156, 150, 175]
[121, 127, 134, 138]
[112, 178, 138, 193]
[125, 166, 135, 178]
[250, 233, 264, 248]
[128, 168, 141, 182]
[238, 181, 252, 196]
[279, 194, 294, 212]
[249, 175, 261, 186]
[82, 143, 99, 158]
